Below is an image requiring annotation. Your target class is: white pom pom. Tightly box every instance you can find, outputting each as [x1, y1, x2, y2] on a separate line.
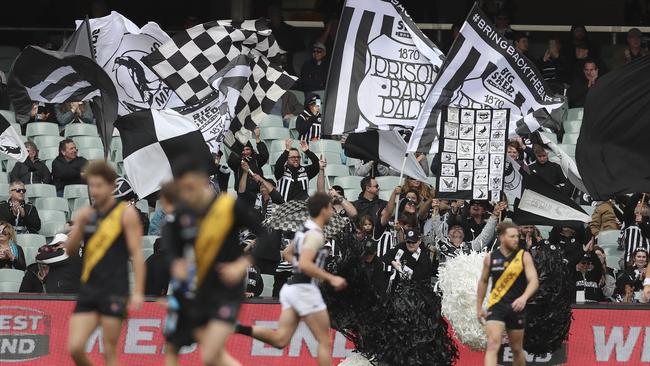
[338, 353, 375, 366]
[437, 252, 488, 351]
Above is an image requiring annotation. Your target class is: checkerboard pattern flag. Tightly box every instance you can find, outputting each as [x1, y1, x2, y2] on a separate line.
[114, 108, 216, 198]
[262, 200, 348, 239]
[142, 19, 285, 105]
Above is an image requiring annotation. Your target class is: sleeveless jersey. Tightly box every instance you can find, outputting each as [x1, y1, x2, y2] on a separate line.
[488, 249, 527, 308]
[291, 220, 328, 285]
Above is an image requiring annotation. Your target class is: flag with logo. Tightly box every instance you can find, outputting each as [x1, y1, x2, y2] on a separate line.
[7, 45, 118, 157]
[322, 0, 445, 135]
[0, 113, 27, 162]
[408, 4, 565, 154]
[69, 11, 184, 116]
[173, 54, 296, 153]
[142, 19, 286, 105]
[435, 107, 510, 201]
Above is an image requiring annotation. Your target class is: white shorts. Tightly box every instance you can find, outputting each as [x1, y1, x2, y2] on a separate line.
[279, 283, 327, 317]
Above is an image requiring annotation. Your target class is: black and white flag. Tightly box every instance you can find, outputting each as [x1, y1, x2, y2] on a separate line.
[143, 19, 286, 105]
[323, 0, 445, 135]
[174, 54, 296, 153]
[70, 12, 184, 116]
[408, 4, 565, 154]
[343, 130, 430, 183]
[435, 107, 510, 201]
[114, 109, 216, 198]
[513, 169, 591, 227]
[0, 113, 27, 162]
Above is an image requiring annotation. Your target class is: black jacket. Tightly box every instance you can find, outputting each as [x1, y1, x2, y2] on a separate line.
[571, 251, 604, 302]
[0, 243, 26, 270]
[298, 59, 329, 92]
[0, 200, 41, 234]
[382, 242, 434, 283]
[10, 158, 51, 184]
[295, 109, 321, 140]
[353, 196, 387, 224]
[145, 249, 170, 296]
[227, 141, 269, 194]
[529, 161, 573, 196]
[246, 264, 264, 297]
[19, 263, 45, 293]
[273, 149, 320, 201]
[51, 155, 87, 192]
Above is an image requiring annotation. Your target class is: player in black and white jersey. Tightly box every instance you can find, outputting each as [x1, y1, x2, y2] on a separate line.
[235, 193, 347, 366]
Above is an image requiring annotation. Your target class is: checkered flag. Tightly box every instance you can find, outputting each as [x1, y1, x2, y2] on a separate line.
[142, 19, 286, 105]
[263, 200, 347, 238]
[114, 109, 216, 198]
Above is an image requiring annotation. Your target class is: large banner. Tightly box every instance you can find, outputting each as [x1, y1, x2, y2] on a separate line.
[0, 299, 649, 365]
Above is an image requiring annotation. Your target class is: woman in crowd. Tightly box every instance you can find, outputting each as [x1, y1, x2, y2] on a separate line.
[0, 222, 26, 270]
[10, 141, 51, 184]
[55, 101, 94, 127]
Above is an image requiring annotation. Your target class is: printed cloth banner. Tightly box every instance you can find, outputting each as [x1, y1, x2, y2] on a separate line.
[408, 4, 564, 154]
[435, 107, 510, 201]
[322, 0, 445, 135]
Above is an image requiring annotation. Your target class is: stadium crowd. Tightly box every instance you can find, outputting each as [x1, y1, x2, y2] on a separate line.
[0, 4, 648, 308]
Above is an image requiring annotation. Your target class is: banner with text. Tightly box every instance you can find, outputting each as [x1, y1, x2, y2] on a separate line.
[0, 300, 649, 365]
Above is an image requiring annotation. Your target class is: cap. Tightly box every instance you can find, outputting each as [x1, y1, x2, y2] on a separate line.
[36, 233, 69, 264]
[628, 27, 642, 38]
[579, 253, 593, 263]
[312, 42, 326, 52]
[404, 228, 421, 243]
[469, 200, 493, 211]
[50, 233, 68, 246]
[306, 93, 321, 105]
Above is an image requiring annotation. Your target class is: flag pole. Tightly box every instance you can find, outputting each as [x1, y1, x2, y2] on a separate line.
[318, 140, 331, 191]
[395, 154, 408, 223]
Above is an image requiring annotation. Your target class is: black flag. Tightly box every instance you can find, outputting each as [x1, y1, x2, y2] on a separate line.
[576, 55, 650, 200]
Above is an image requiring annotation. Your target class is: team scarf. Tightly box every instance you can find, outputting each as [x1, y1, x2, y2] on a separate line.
[488, 249, 524, 308]
[81, 202, 127, 283]
[195, 194, 236, 287]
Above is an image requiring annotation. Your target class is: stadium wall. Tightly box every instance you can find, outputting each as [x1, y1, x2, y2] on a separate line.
[0, 295, 649, 365]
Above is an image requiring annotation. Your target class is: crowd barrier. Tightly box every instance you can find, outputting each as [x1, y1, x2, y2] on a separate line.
[0, 295, 649, 365]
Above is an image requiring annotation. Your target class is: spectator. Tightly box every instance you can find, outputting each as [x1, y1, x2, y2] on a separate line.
[273, 139, 320, 201]
[571, 239, 604, 303]
[28, 102, 56, 123]
[382, 228, 434, 285]
[506, 140, 530, 173]
[0, 222, 26, 270]
[0, 181, 41, 234]
[54, 101, 94, 128]
[401, 176, 432, 201]
[19, 233, 81, 293]
[354, 160, 399, 177]
[566, 25, 599, 63]
[238, 164, 284, 219]
[267, 5, 305, 76]
[594, 245, 617, 301]
[316, 16, 339, 60]
[589, 200, 620, 237]
[209, 151, 231, 194]
[621, 203, 650, 267]
[353, 176, 386, 223]
[279, 91, 303, 127]
[513, 32, 529, 56]
[245, 264, 264, 298]
[448, 200, 492, 241]
[615, 248, 648, 302]
[298, 42, 329, 94]
[528, 144, 572, 196]
[113, 177, 149, 233]
[144, 238, 170, 296]
[360, 237, 389, 295]
[539, 37, 570, 94]
[316, 164, 358, 221]
[623, 28, 648, 64]
[519, 224, 542, 250]
[494, 11, 514, 39]
[568, 58, 600, 108]
[227, 127, 269, 195]
[296, 94, 322, 141]
[10, 141, 51, 184]
[415, 152, 430, 177]
[148, 182, 177, 236]
[51, 138, 87, 196]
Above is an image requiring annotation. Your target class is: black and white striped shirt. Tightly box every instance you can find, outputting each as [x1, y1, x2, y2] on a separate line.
[296, 110, 322, 141]
[622, 225, 649, 264]
[277, 168, 310, 201]
[374, 224, 396, 273]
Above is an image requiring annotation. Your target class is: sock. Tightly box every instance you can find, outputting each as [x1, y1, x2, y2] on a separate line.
[235, 323, 253, 337]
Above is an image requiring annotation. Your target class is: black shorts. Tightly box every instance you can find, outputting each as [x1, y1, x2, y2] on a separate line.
[192, 296, 241, 327]
[74, 286, 128, 318]
[486, 302, 526, 330]
[164, 296, 196, 349]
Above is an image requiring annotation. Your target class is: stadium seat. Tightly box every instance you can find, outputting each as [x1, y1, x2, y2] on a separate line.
[142, 235, 158, 250]
[33, 135, 64, 149]
[537, 225, 553, 240]
[562, 133, 579, 144]
[539, 131, 557, 144]
[269, 151, 285, 166]
[260, 274, 274, 297]
[64, 185, 89, 208]
[581, 205, 595, 217]
[23, 247, 38, 266]
[35, 197, 70, 214]
[0, 282, 20, 293]
[0, 268, 24, 283]
[557, 144, 576, 157]
[269, 139, 299, 153]
[345, 189, 362, 201]
[73, 136, 103, 150]
[39, 222, 65, 237]
[16, 233, 46, 248]
[346, 157, 360, 167]
[112, 148, 123, 163]
[567, 108, 584, 121]
[260, 115, 284, 128]
[309, 139, 342, 154]
[143, 248, 154, 260]
[38, 146, 60, 160]
[44, 160, 53, 171]
[0, 174, 7, 184]
[0, 183, 9, 195]
[79, 148, 105, 160]
[378, 190, 392, 201]
[73, 197, 90, 212]
[260, 127, 290, 141]
[26, 122, 59, 138]
[135, 200, 149, 214]
[325, 164, 349, 177]
[375, 176, 403, 190]
[563, 120, 581, 133]
[39, 209, 67, 224]
[319, 152, 341, 164]
[598, 230, 620, 247]
[25, 184, 57, 200]
[334, 176, 363, 189]
[261, 165, 272, 177]
[0, 110, 17, 125]
[64, 123, 99, 137]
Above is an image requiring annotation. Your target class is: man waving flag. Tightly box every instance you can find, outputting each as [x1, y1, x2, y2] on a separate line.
[408, 4, 565, 154]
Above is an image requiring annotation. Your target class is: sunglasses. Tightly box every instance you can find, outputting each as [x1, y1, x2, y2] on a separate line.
[312, 49, 324, 53]
[0, 228, 9, 235]
[12, 188, 26, 194]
